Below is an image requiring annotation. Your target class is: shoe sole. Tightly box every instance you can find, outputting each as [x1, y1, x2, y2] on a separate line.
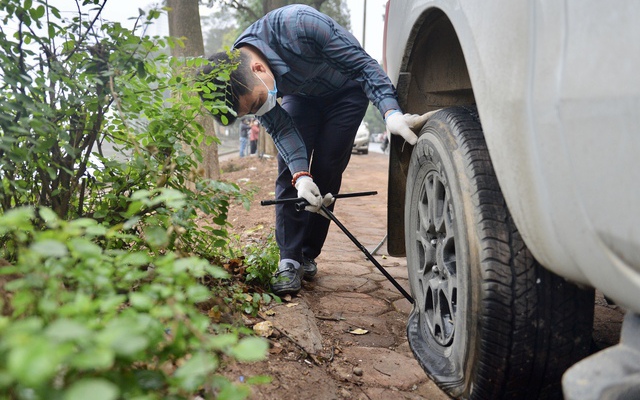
[271, 276, 302, 295]
[302, 270, 317, 281]
[272, 286, 301, 296]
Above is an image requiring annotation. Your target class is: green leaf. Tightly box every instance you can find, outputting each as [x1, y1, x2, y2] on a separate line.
[48, 23, 55, 39]
[30, 5, 45, 19]
[97, 318, 150, 357]
[205, 264, 230, 279]
[44, 318, 91, 342]
[64, 378, 119, 400]
[186, 284, 211, 303]
[120, 252, 150, 267]
[129, 292, 154, 310]
[173, 352, 218, 391]
[30, 239, 68, 258]
[230, 337, 268, 362]
[144, 225, 168, 248]
[217, 382, 251, 400]
[245, 375, 272, 384]
[134, 369, 165, 390]
[70, 347, 115, 370]
[38, 206, 59, 227]
[206, 333, 237, 350]
[69, 238, 102, 257]
[99, 295, 127, 313]
[0, 207, 34, 231]
[8, 339, 62, 386]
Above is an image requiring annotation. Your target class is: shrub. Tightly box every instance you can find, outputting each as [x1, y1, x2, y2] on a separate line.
[0, 1, 268, 398]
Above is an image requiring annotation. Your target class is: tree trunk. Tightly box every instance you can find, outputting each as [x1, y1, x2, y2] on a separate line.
[262, 0, 288, 15]
[166, 0, 220, 180]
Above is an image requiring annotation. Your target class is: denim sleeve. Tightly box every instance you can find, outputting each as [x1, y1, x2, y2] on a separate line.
[258, 104, 309, 174]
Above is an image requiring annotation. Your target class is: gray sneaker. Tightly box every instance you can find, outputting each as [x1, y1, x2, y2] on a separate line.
[271, 261, 303, 295]
[302, 256, 317, 281]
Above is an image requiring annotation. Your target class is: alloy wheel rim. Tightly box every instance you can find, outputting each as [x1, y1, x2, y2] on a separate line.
[414, 170, 457, 346]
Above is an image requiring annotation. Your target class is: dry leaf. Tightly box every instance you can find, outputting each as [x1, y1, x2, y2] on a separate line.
[285, 302, 299, 308]
[253, 321, 274, 337]
[269, 344, 284, 355]
[283, 294, 292, 302]
[244, 224, 264, 234]
[208, 308, 222, 322]
[264, 309, 276, 316]
[349, 328, 369, 335]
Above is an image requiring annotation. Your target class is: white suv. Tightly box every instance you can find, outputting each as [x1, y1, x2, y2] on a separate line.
[383, 1, 640, 399]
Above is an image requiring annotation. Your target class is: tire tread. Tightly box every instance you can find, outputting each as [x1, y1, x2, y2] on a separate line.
[425, 106, 593, 399]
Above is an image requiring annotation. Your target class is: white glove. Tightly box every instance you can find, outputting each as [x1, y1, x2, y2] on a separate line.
[385, 111, 418, 145]
[321, 193, 335, 207]
[386, 110, 441, 145]
[317, 193, 335, 220]
[404, 110, 439, 130]
[295, 176, 322, 213]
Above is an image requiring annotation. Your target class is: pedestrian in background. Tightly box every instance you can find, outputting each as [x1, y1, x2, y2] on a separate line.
[239, 117, 250, 157]
[249, 119, 260, 155]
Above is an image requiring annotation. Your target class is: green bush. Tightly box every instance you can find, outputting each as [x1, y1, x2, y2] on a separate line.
[0, 1, 269, 398]
[0, 206, 268, 399]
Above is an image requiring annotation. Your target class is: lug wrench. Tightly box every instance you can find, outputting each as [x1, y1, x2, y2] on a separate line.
[261, 193, 414, 304]
[260, 191, 379, 206]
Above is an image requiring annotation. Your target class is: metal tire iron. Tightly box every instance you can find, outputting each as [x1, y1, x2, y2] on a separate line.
[261, 191, 414, 304]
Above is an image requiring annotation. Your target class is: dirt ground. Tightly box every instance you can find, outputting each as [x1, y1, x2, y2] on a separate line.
[216, 151, 626, 399]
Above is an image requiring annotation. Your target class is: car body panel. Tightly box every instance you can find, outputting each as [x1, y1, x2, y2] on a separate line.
[385, 0, 640, 312]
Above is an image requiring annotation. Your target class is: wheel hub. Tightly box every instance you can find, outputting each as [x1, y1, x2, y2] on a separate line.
[415, 171, 457, 346]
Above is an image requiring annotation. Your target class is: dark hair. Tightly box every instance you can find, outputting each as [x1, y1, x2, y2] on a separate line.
[197, 49, 256, 125]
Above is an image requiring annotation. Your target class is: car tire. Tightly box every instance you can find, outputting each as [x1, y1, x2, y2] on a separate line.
[404, 106, 595, 399]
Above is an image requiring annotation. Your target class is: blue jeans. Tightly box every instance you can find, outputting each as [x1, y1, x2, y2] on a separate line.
[239, 136, 248, 157]
[275, 80, 368, 262]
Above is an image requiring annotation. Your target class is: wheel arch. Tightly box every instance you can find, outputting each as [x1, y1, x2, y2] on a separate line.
[387, 8, 476, 256]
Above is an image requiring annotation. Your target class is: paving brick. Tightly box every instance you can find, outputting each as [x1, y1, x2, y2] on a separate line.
[337, 346, 428, 390]
[314, 274, 379, 293]
[313, 291, 390, 316]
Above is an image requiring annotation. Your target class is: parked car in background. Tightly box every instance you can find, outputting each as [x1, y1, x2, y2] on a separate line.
[383, 1, 640, 399]
[352, 123, 369, 154]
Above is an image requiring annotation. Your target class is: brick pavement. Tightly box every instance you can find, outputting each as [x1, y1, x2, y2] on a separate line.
[261, 152, 450, 399]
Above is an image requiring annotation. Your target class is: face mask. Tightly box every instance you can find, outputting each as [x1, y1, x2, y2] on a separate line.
[254, 73, 277, 116]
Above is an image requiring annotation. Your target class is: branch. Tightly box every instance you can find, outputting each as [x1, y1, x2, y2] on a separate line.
[64, 0, 108, 62]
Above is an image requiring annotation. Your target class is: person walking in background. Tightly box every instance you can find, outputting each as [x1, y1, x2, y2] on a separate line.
[238, 117, 250, 157]
[198, 4, 432, 296]
[249, 119, 260, 155]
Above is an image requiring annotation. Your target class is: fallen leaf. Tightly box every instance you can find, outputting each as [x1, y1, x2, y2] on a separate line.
[282, 294, 292, 302]
[264, 309, 276, 316]
[285, 302, 299, 308]
[348, 328, 369, 335]
[253, 321, 274, 337]
[244, 224, 264, 234]
[208, 309, 222, 322]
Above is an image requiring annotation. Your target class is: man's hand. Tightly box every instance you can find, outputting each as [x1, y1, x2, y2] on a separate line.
[295, 176, 322, 212]
[317, 193, 336, 220]
[321, 193, 335, 208]
[386, 110, 441, 145]
[404, 110, 439, 130]
[385, 111, 417, 145]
